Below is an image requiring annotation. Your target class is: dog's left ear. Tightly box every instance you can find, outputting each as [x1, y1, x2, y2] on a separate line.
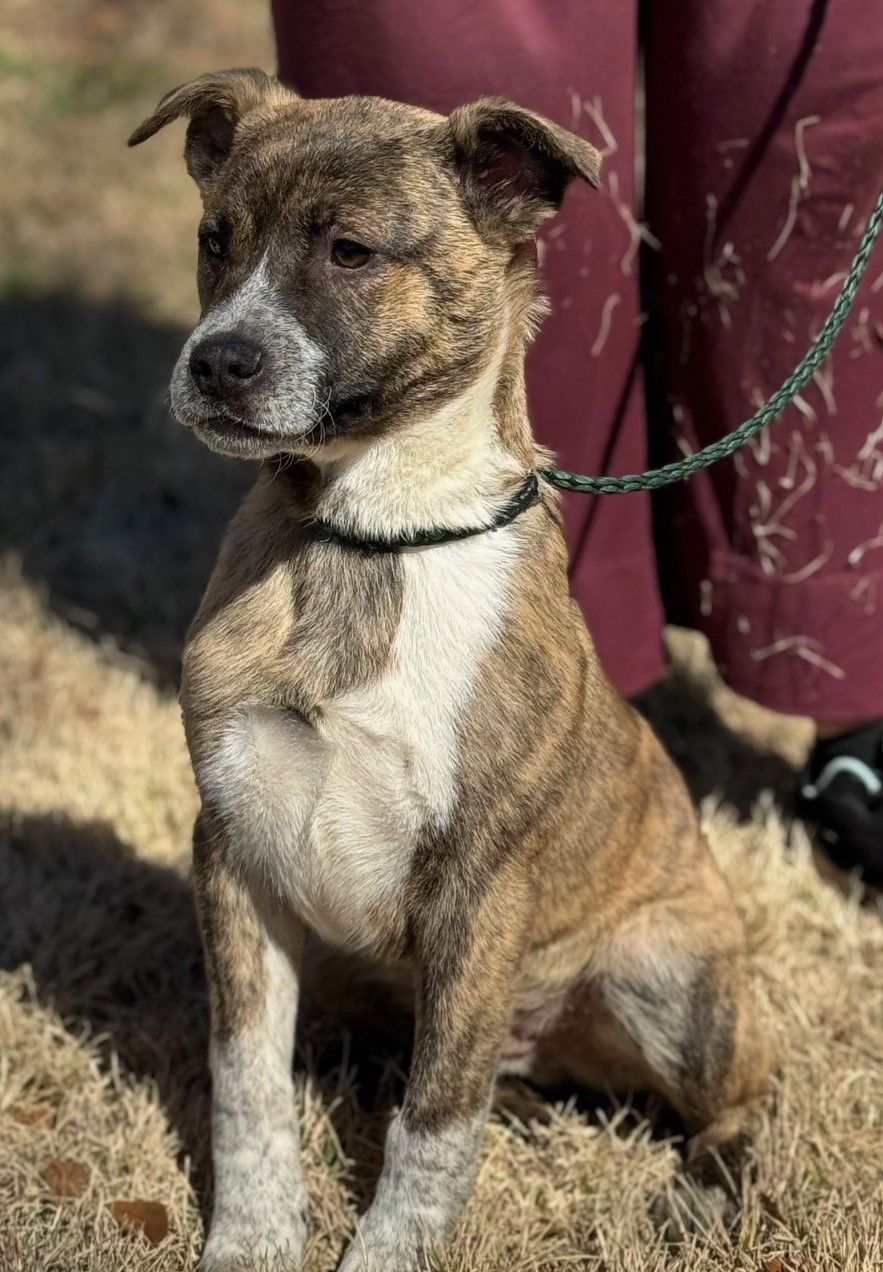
[128, 68, 285, 185]
[445, 96, 602, 243]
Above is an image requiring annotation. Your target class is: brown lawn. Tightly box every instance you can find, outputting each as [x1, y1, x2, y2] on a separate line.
[1, 3, 881, 1268]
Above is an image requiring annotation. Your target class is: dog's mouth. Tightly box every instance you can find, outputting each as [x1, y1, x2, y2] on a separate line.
[170, 361, 385, 460]
[192, 413, 276, 439]
[182, 411, 294, 458]
[179, 391, 382, 457]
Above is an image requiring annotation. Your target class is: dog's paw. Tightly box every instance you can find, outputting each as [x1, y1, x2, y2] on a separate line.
[337, 1246, 418, 1272]
[337, 1232, 434, 1272]
[199, 1217, 307, 1272]
[650, 1174, 740, 1243]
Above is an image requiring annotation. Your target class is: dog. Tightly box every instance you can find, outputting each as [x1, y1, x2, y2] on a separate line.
[130, 70, 770, 1271]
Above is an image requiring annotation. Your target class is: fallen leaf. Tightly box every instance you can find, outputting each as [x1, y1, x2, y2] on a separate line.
[10, 1105, 55, 1128]
[761, 1258, 788, 1272]
[109, 1200, 169, 1246]
[42, 1158, 89, 1198]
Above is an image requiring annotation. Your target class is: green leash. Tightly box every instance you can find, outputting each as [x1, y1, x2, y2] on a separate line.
[315, 193, 882, 552]
[541, 190, 883, 496]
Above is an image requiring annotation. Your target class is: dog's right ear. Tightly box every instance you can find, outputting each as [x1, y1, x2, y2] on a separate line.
[128, 68, 282, 184]
[445, 97, 602, 244]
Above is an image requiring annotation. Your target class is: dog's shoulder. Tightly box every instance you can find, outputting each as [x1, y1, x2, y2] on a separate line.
[180, 471, 404, 754]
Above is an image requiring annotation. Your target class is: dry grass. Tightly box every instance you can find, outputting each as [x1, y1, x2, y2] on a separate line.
[1, 3, 882, 1269]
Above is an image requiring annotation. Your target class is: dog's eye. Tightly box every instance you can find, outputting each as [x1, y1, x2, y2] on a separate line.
[331, 239, 373, 269]
[199, 229, 227, 260]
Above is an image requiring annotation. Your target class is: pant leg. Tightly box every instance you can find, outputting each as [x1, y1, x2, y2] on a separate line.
[273, 0, 665, 697]
[646, 0, 883, 718]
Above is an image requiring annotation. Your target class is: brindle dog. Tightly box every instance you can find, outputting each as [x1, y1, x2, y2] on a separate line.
[130, 70, 770, 1272]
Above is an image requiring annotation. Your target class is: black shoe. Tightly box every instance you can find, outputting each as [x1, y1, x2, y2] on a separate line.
[798, 721, 883, 889]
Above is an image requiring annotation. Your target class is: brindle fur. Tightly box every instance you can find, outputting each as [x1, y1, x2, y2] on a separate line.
[131, 70, 770, 1271]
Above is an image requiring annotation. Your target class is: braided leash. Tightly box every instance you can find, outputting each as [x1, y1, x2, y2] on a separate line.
[541, 191, 883, 497]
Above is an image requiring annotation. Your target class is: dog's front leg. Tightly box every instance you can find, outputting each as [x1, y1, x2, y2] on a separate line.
[194, 812, 307, 1272]
[339, 869, 528, 1272]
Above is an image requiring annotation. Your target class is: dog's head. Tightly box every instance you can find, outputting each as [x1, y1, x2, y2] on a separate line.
[130, 70, 601, 459]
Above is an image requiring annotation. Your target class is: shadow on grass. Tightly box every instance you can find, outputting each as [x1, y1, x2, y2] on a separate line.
[0, 290, 252, 689]
[0, 811, 211, 1187]
[0, 811, 690, 1230]
[0, 811, 417, 1218]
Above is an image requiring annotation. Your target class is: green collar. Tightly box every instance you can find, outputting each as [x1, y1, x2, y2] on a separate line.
[311, 472, 540, 553]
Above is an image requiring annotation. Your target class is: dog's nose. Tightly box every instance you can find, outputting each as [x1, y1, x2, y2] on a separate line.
[189, 336, 264, 398]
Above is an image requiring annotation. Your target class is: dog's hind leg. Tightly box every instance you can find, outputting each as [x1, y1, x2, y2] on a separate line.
[533, 888, 770, 1160]
[193, 812, 307, 1272]
[596, 897, 771, 1159]
[580, 897, 772, 1239]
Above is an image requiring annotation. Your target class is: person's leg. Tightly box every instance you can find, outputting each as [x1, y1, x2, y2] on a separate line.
[645, 0, 883, 878]
[646, 0, 883, 720]
[273, 0, 664, 697]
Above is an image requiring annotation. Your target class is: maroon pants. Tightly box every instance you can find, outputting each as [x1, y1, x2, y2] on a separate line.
[273, 0, 883, 717]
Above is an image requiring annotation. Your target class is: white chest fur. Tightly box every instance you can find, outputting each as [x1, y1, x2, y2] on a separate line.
[198, 531, 520, 953]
